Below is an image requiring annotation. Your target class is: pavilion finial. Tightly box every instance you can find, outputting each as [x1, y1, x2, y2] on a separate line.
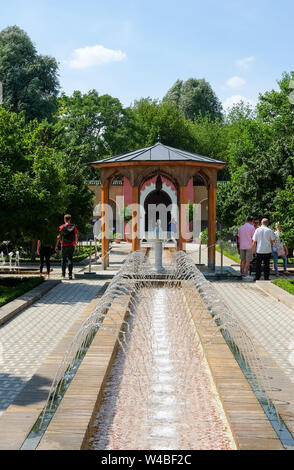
[157, 133, 161, 143]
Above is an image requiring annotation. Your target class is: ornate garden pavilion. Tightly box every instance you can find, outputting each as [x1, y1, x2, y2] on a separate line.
[90, 142, 226, 269]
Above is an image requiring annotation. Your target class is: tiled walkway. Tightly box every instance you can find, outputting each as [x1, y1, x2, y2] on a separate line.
[0, 279, 104, 415]
[213, 282, 294, 383]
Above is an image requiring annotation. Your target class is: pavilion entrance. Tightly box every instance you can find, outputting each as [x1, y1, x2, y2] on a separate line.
[144, 189, 172, 235]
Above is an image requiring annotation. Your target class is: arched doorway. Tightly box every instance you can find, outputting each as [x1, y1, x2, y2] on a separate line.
[144, 189, 172, 234]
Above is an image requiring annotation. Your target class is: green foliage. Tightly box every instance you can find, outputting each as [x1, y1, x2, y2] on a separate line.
[0, 277, 44, 307]
[200, 228, 221, 245]
[0, 26, 59, 122]
[164, 78, 223, 121]
[120, 205, 133, 223]
[217, 81, 294, 230]
[272, 176, 294, 247]
[54, 90, 137, 171]
[0, 106, 94, 245]
[215, 242, 241, 264]
[130, 98, 195, 150]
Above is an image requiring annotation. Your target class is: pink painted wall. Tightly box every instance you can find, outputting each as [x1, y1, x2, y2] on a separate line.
[187, 177, 194, 203]
[123, 177, 133, 205]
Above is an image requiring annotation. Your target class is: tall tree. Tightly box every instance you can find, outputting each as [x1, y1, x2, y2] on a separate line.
[54, 90, 137, 170]
[217, 75, 294, 234]
[164, 78, 223, 121]
[130, 97, 195, 150]
[0, 26, 59, 122]
[0, 107, 93, 243]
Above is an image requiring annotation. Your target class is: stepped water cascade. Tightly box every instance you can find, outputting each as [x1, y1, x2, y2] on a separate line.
[40, 250, 277, 450]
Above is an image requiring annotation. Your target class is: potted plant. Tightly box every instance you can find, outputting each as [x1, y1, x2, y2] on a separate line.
[114, 233, 123, 244]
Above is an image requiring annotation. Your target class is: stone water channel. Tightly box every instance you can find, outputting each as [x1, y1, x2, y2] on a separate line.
[31, 250, 290, 450]
[89, 285, 236, 450]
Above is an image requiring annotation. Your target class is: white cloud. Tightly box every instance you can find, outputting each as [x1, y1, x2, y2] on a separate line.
[226, 76, 246, 89]
[223, 94, 255, 110]
[236, 56, 255, 69]
[68, 45, 126, 69]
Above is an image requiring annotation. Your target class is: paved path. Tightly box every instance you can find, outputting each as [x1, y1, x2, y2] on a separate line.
[0, 279, 105, 415]
[213, 282, 294, 384]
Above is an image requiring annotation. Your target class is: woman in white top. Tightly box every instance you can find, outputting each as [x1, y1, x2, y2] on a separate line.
[272, 224, 289, 276]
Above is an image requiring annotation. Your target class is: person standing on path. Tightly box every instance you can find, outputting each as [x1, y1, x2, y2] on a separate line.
[272, 224, 290, 277]
[55, 214, 78, 280]
[252, 218, 275, 281]
[36, 240, 54, 280]
[237, 216, 255, 279]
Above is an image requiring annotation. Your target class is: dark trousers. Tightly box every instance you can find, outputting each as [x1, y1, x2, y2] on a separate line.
[256, 253, 271, 280]
[61, 246, 75, 277]
[40, 247, 52, 275]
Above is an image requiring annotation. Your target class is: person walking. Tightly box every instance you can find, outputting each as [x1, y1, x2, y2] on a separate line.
[252, 218, 275, 281]
[55, 214, 78, 280]
[272, 224, 290, 277]
[237, 216, 255, 279]
[36, 240, 54, 280]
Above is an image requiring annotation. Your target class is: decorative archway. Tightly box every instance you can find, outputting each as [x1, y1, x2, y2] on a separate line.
[139, 175, 177, 239]
[144, 189, 172, 234]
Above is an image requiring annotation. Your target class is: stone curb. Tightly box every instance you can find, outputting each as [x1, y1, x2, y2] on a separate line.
[0, 280, 61, 326]
[256, 281, 294, 312]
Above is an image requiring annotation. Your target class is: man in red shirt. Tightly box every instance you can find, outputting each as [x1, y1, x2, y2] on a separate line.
[55, 214, 78, 280]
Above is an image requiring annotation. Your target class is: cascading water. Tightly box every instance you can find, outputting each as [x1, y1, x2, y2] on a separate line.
[38, 250, 279, 449]
[89, 286, 236, 450]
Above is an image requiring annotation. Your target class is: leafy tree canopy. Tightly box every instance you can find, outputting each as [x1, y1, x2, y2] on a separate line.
[0, 107, 93, 245]
[164, 78, 223, 121]
[0, 25, 59, 122]
[53, 90, 137, 170]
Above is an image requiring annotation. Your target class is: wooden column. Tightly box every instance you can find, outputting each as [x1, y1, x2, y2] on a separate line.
[178, 185, 187, 252]
[208, 183, 217, 269]
[132, 186, 140, 252]
[101, 181, 109, 270]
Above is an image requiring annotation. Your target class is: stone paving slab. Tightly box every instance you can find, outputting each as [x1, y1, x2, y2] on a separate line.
[256, 281, 294, 312]
[213, 282, 294, 384]
[0, 279, 105, 418]
[0, 282, 109, 450]
[0, 280, 61, 326]
[213, 281, 294, 439]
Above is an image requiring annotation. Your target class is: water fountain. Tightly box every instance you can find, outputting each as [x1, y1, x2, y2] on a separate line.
[29, 247, 289, 451]
[8, 252, 13, 271]
[151, 220, 165, 274]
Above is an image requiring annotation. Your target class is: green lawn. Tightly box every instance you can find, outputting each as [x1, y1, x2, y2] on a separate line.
[0, 277, 44, 308]
[216, 246, 241, 264]
[272, 279, 294, 296]
[215, 246, 294, 266]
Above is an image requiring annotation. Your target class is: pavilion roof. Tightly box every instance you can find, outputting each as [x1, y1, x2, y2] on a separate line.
[89, 142, 225, 165]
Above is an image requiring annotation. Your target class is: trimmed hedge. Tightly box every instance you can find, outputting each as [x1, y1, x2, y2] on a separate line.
[0, 277, 44, 307]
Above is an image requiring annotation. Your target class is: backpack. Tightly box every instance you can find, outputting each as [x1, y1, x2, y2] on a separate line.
[61, 224, 76, 243]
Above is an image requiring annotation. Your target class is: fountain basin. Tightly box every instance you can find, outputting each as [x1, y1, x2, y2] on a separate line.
[36, 276, 283, 450]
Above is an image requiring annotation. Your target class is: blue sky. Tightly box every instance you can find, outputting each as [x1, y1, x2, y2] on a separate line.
[0, 0, 293, 109]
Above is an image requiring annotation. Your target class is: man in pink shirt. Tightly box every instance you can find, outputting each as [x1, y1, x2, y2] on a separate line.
[237, 216, 255, 277]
